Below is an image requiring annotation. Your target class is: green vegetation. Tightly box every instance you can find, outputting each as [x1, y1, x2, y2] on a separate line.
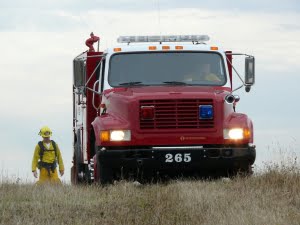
[1, 164, 300, 225]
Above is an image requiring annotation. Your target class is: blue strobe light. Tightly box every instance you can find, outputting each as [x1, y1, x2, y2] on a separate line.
[199, 105, 213, 119]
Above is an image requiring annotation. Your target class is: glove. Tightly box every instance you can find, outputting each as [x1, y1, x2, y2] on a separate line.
[32, 171, 38, 178]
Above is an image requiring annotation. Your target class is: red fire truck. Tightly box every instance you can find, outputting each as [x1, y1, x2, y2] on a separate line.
[71, 34, 256, 184]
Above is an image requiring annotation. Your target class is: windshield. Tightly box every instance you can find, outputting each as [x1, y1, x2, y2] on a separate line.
[108, 52, 226, 87]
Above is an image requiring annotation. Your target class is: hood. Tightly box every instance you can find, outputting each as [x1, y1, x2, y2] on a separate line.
[103, 86, 230, 102]
[97, 86, 232, 146]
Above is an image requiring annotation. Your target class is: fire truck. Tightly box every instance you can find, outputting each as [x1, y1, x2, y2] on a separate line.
[71, 34, 256, 184]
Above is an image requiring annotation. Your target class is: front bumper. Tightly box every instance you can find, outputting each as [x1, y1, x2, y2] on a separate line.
[97, 145, 256, 172]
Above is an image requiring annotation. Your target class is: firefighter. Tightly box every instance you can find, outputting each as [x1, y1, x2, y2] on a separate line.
[199, 63, 222, 82]
[31, 126, 65, 184]
[184, 63, 222, 83]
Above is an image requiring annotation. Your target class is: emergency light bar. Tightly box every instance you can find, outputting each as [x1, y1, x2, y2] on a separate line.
[117, 35, 210, 43]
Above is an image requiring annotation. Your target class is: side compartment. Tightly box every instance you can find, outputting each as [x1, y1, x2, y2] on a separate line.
[71, 51, 103, 184]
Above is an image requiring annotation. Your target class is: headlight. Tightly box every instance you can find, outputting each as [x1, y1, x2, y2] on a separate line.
[110, 130, 131, 141]
[224, 128, 244, 140]
[100, 130, 131, 142]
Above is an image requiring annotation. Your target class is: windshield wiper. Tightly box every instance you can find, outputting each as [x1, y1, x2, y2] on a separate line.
[118, 81, 148, 86]
[163, 81, 189, 85]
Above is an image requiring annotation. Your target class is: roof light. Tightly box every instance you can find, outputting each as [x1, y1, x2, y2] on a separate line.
[175, 46, 184, 50]
[117, 36, 148, 43]
[211, 46, 218, 50]
[117, 35, 210, 43]
[149, 46, 157, 50]
[148, 36, 162, 42]
[114, 48, 122, 52]
[162, 46, 170, 50]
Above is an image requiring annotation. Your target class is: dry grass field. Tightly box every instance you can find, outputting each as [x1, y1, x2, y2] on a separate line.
[1, 164, 300, 225]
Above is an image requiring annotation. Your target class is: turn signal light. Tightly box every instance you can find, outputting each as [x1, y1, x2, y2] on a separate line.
[244, 129, 251, 139]
[100, 131, 109, 141]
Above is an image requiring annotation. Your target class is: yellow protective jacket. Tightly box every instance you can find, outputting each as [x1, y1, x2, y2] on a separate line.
[183, 72, 221, 83]
[204, 73, 222, 82]
[31, 141, 64, 172]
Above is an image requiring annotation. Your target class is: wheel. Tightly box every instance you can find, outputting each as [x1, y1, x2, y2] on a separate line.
[71, 166, 76, 184]
[240, 164, 254, 176]
[96, 151, 113, 185]
[71, 155, 82, 184]
[71, 139, 86, 185]
[228, 164, 253, 178]
[71, 131, 86, 184]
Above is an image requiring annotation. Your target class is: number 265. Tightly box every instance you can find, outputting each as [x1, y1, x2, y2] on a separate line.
[165, 153, 191, 163]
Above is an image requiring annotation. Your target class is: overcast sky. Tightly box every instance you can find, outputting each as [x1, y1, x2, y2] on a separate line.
[1, 0, 299, 183]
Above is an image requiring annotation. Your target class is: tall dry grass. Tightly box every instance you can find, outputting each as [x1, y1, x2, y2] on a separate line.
[1, 162, 300, 225]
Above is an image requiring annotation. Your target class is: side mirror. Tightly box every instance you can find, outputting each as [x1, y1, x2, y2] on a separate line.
[73, 58, 86, 87]
[245, 56, 255, 85]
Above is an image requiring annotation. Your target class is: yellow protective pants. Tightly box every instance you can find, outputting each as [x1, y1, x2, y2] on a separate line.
[36, 167, 62, 185]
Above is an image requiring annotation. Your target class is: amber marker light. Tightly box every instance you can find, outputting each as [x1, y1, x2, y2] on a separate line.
[162, 46, 170, 50]
[149, 46, 157, 50]
[210, 46, 218, 50]
[175, 46, 183, 50]
[100, 131, 110, 142]
[114, 48, 122, 52]
[244, 129, 251, 139]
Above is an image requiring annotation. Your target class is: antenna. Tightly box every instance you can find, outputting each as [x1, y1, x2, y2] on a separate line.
[157, 0, 161, 36]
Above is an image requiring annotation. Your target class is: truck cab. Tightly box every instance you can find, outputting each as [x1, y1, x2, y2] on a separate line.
[72, 34, 256, 184]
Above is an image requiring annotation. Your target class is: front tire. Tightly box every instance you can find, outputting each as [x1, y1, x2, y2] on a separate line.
[228, 164, 254, 178]
[71, 156, 80, 185]
[96, 151, 113, 185]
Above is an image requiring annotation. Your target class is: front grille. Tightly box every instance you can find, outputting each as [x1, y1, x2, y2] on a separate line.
[140, 99, 214, 129]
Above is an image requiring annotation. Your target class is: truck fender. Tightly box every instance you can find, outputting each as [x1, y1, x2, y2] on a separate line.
[224, 112, 254, 143]
[92, 113, 130, 146]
